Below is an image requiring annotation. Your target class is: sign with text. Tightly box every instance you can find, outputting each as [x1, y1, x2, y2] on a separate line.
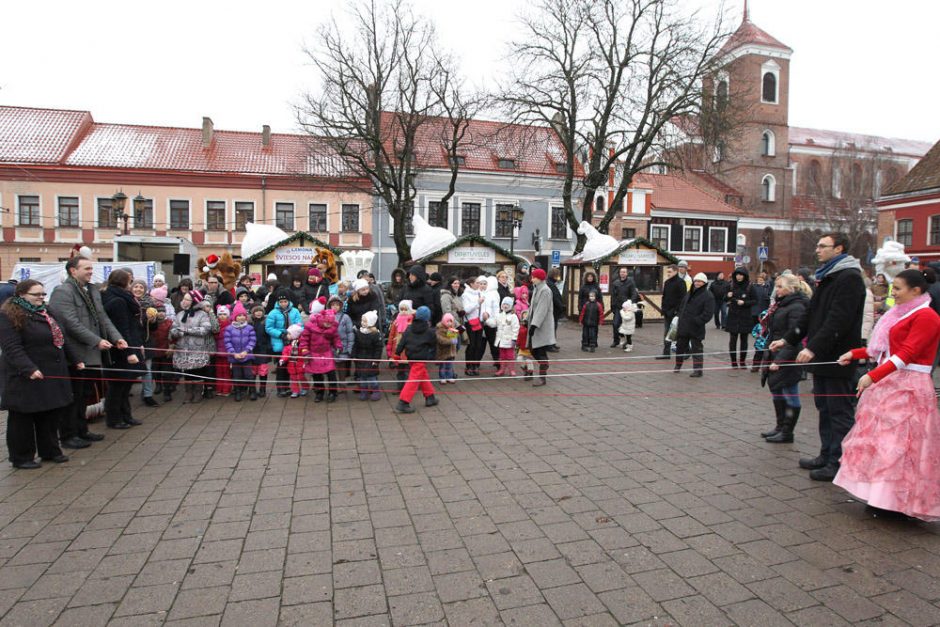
[617, 248, 658, 266]
[273, 246, 317, 265]
[446, 246, 496, 264]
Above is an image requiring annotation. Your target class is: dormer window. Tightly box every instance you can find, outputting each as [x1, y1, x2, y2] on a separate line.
[555, 162, 568, 174]
[450, 155, 466, 167]
[498, 158, 516, 170]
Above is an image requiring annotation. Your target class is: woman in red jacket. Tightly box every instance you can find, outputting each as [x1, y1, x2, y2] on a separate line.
[836, 268, 940, 521]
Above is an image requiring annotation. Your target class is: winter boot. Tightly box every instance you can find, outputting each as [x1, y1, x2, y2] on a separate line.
[326, 392, 337, 403]
[494, 366, 505, 376]
[370, 390, 382, 401]
[730, 352, 738, 369]
[739, 351, 748, 370]
[163, 389, 173, 403]
[248, 388, 258, 401]
[257, 377, 267, 398]
[358, 390, 368, 401]
[624, 344, 633, 352]
[395, 400, 415, 414]
[767, 404, 800, 443]
[507, 368, 517, 377]
[314, 391, 324, 403]
[761, 399, 786, 438]
[425, 395, 439, 407]
[234, 389, 243, 402]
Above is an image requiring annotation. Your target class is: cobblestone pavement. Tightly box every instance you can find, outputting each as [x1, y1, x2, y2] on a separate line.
[1, 321, 939, 626]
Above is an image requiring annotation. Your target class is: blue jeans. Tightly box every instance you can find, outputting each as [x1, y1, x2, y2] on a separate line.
[141, 358, 154, 398]
[358, 376, 378, 391]
[438, 360, 456, 381]
[776, 382, 801, 408]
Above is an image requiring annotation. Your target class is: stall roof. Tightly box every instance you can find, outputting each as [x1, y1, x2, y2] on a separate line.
[413, 235, 529, 266]
[242, 231, 341, 264]
[563, 237, 679, 265]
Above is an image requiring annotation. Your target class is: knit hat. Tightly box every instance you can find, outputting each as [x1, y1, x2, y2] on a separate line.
[415, 306, 431, 321]
[429, 272, 442, 283]
[408, 265, 427, 282]
[678, 260, 689, 268]
[250, 305, 265, 316]
[275, 288, 291, 302]
[235, 286, 250, 299]
[232, 302, 248, 319]
[191, 290, 204, 304]
[501, 296, 514, 310]
[327, 295, 344, 309]
[216, 305, 230, 316]
[352, 278, 369, 292]
[398, 300, 414, 314]
[531, 268, 547, 281]
[309, 299, 325, 315]
[153, 273, 166, 283]
[361, 310, 378, 329]
[442, 313, 455, 327]
[307, 267, 321, 278]
[150, 286, 168, 303]
[267, 273, 278, 282]
[286, 324, 303, 340]
[131, 278, 148, 291]
[693, 272, 708, 283]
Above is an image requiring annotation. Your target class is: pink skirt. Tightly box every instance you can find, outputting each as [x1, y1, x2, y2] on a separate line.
[834, 369, 940, 521]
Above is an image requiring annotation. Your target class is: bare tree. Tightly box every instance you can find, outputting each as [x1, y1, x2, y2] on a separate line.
[297, 0, 479, 265]
[500, 0, 731, 252]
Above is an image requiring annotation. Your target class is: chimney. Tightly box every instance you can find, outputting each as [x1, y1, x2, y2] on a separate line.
[202, 117, 214, 148]
[262, 125, 271, 148]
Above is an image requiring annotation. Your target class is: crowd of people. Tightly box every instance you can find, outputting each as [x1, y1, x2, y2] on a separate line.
[2, 236, 938, 523]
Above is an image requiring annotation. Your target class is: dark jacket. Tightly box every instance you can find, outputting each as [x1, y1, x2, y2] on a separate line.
[709, 278, 730, 302]
[497, 282, 512, 302]
[251, 317, 273, 364]
[725, 269, 757, 334]
[386, 268, 407, 305]
[751, 282, 772, 318]
[205, 288, 235, 308]
[48, 279, 124, 366]
[579, 301, 603, 326]
[346, 290, 383, 328]
[547, 277, 565, 320]
[0, 281, 15, 307]
[101, 286, 145, 378]
[401, 266, 441, 324]
[301, 281, 330, 311]
[578, 273, 602, 311]
[353, 328, 384, 377]
[928, 262, 940, 316]
[766, 292, 808, 390]
[395, 318, 437, 362]
[0, 306, 77, 413]
[661, 274, 687, 318]
[676, 284, 714, 340]
[783, 257, 865, 378]
[610, 275, 639, 311]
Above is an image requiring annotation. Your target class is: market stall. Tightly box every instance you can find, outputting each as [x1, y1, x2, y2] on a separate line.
[240, 227, 344, 286]
[413, 235, 529, 280]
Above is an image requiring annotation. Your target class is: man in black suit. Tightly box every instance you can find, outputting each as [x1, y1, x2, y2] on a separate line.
[657, 264, 689, 359]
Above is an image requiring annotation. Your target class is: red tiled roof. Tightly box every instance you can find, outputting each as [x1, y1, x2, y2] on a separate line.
[0, 106, 92, 164]
[688, 170, 742, 198]
[717, 18, 792, 57]
[789, 126, 932, 158]
[633, 172, 742, 216]
[884, 138, 940, 196]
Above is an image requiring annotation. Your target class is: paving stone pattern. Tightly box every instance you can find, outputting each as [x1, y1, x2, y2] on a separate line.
[1, 323, 939, 626]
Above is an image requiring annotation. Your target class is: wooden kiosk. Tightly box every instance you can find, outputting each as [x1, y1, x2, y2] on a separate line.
[413, 235, 529, 280]
[562, 237, 678, 321]
[241, 231, 343, 284]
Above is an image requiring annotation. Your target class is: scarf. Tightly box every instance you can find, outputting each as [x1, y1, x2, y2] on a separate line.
[180, 304, 195, 323]
[814, 253, 848, 282]
[231, 320, 248, 329]
[758, 300, 779, 337]
[12, 297, 64, 348]
[868, 293, 930, 362]
[66, 276, 100, 327]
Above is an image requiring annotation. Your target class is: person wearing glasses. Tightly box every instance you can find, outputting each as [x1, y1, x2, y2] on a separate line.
[769, 233, 866, 482]
[0, 280, 82, 468]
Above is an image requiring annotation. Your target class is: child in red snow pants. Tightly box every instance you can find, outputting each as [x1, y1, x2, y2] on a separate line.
[400, 362, 435, 403]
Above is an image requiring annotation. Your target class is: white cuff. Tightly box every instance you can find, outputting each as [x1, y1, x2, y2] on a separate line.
[889, 354, 906, 369]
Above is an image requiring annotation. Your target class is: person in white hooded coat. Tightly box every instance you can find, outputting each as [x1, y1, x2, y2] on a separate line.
[481, 276, 501, 366]
[461, 277, 486, 376]
[495, 297, 521, 376]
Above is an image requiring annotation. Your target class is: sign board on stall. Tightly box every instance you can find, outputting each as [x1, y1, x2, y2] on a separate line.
[273, 246, 318, 265]
[446, 246, 496, 264]
[617, 248, 658, 266]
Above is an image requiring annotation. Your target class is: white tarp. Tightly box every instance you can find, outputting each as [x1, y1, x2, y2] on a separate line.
[10, 262, 160, 293]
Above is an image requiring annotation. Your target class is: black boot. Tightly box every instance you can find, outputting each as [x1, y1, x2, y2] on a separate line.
[768, 406, 799, 443]
[425, 395, 439, 407]
[395, 400, 415, 413]
[761, 399, 786, 438]
[234, 389, 243, 402]
[739, 351, 747, 370]
[730, 352, 738, 369]
[248, 388, 258, 401]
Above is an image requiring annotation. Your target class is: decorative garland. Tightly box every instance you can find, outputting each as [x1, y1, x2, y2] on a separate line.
[242, 231, 343, 264]
[413, 234, 529, 265]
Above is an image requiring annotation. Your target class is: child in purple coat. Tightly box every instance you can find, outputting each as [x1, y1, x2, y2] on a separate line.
[224, 303, 257, 401]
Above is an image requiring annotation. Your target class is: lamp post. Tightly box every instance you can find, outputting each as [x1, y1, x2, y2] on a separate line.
[499, 205, 526, 256]
[133, 193, 147, 230]
[111, 191, 129, 236]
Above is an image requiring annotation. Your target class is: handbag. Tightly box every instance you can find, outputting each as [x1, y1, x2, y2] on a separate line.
[468, 318, 483, 332]
[665, 316, 678, 342]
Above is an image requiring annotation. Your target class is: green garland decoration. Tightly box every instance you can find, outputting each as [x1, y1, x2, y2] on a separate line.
[242, 231, 343, 264]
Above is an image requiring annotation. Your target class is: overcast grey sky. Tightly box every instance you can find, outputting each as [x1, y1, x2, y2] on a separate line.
[2, 0, 938, 143]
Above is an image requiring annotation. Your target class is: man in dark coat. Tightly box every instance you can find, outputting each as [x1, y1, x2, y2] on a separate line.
[609, 267, 640, 347]
[0, 279, 16, 307]
[401, 265, 441, 324]
[771, 232, 866, 482]
[674, 273, 714, 377]
[546, 268, 564, 351]
[204, 275, 235, 308]
[657, 264, 688, 359]
[708, 272, 730, 329]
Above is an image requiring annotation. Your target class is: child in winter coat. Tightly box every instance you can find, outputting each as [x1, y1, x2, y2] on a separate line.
[149, 302, 176, 402]
[436, 313, 460, 383]
[513, 286, 529, 320]
[352, 310, 383, 401]
[579, 291, 604, 352]
[388, 300, 415, 390]
[495, 297, 521, 376]
[278, 324, 306, 398]
[619, 299, 638, 352]
[224, 303, 257, 401]
[394, 306, 438, 413]
[250, 305, 272, 397]
[516, 322, 536, 381]
[328, 295, 355, 393]
[300, 309, 342, 403]
[214, 305, 233, 395]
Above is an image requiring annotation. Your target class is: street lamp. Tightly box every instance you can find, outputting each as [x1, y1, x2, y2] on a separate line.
[133, 193, 147, 230]
[111, 191, 129, 235]
[498, 205, 526, 256]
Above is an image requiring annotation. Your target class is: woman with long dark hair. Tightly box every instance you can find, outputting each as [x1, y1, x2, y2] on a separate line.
[725, 267, 756, 369]
[101, 270, 144, 428]
[0, 280, 79, 468]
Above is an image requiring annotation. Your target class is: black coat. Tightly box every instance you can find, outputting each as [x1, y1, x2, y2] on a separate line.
[346, 291, 383, 328]
[101, 287, 145, 379]
[610, 276, 639, 311]
[661, 275, 687, 318]
[578, 277, 601, 311]
[352, 328, 384, 377]
[726, 272, 757, 334]
[401, 270, 441, 324]
[784, 262, 865, 379]
[751, 283, 772, 317]
[395, 319, 437, 362]
[709, 278, 730, 303]
[0, 307, 76, 413]
[251, 317, 273, 364]
[676, 285, 714, 340]
[766, 292, 808, 390]
[547, 278, 565, 319]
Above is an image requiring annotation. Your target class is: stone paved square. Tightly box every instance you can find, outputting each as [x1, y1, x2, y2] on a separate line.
[1, 323, 939, 625]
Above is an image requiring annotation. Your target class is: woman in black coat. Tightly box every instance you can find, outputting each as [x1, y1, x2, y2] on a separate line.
[761, 275, 810, 443]
[578, 271, 602, 311]
[674, 274, 714, 377]
[725, 267, 756, 368]
[0, 280, 78, 468]
[100, 269, 144, 429]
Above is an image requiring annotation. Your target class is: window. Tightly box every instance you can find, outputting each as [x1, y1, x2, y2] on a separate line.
[494, 203, 515, 238]
[428, 201, 448, 228]
[58, 196, 79, 227]
[762, 72, 777, 103]
[449, 155, 466, 167]
[761, 174, 776, 202]
[807, 160, 823, 196]
[621, 227, 636, 240]
[19, 257, 41, 263]
[716, 80, 728, 111]
[275, 202, 294, 231]
[650, 225, 670, 250]
[761, 130, 775, 157]
[308, 203, 327, 232]
[235, 202, 254, 231]
[709, 227, 727, 253]
[17, 195, 40, 227]
[851, 163, 864, 197]
[555, 162, 568, 174]
[460, 202, 481, 235]
[930, 217, 940, 246]
[398, 205, 414, 236]
[169, 200, 190, 229]
[97, 197, 116, 229]
[497, 158, 516, 170]
[134, 198, 154, 229]
[595, 196, 605, 213]
[683, 226, 702, 252]
[206, 201, 226, 231]
[550, 206, 567, 239]
[341, 204, 360, 233]
[896, 219, 913, 247]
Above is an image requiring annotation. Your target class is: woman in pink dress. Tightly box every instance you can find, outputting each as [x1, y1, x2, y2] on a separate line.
[835, 268, 940, 521]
